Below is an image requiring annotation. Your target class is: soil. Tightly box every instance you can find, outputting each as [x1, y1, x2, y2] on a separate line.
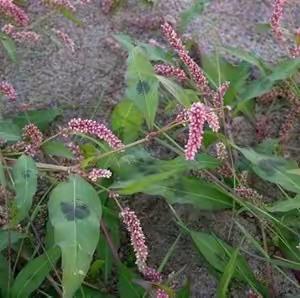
[2, 0, 300, 297]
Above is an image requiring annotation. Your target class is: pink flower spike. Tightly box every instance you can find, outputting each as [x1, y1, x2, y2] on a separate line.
[22, 123, 43, 156]
[156, 289, 169, 298]
[161, 22, 212, 97]
[52, 29, 75, 53]
[270, 0, 288, 41]
[0, 81, 16, 101]
[120, 207, 148, 272]
[154, 64, 187, 82]
[0, 0, 29, 26]
[2, 24, 40, 43]
[87, 168, 112, 182]
[184, 102, 220, 160]
[68, 118, 124, 149]
[212, 81, 230, 109]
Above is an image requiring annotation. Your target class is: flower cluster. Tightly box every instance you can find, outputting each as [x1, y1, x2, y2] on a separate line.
[161, 22, 212, 97]
[212, 81, 230, 109]
[0, 186, 11, 227]
[87, 168, 112, 182]
[215, 142, 228, 161]
[270, 0, 287, 41]
[156, 289, 169, 298]
[184, 103, 220, 160]
[0, 0, 29, 26]
[2, 24, 40, 43]
[22, 124, 43, 156]
[68, 118, 124, 149]
[154, 64, 187, 82]
[279, 105, 300, 143]
[120, 207, 148, 272]
[0, 81, 16, 101]
[235, 186, 263, 205]
[43, 0, 76, 12]
[120, 209, 169, 298]
[52, 29, 75, 53]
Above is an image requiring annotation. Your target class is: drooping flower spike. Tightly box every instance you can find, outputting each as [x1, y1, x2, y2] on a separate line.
[161, 22, 213, 98]
[154, 64, 187, 82]
[2, 24, 40, 43]
[0, 81, 16, 101]
[184, 102, 220, 160]
[52, 29, 76, 53]
[0, 0, 29, 26]
[68, 118, 124, 149]
[120, 207, 149, 272]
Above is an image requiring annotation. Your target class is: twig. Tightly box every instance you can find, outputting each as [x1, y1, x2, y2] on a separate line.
[100, 219, 121, 263]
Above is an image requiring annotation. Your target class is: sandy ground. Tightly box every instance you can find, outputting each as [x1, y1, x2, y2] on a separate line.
[2, 0, 300, 296]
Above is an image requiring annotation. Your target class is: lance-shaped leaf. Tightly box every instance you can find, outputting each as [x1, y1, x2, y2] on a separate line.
[190, 231, 268, 296]
[237, 147, 300, 193]
[12, 155, 37, 221]
[0, 253, 10, 297]
[111, 99, 144, 143]
[48, 175, 102, 298]
[126, 47, 159, 129]
[11, 247, 60, 298]
[0, 120, 21, 142]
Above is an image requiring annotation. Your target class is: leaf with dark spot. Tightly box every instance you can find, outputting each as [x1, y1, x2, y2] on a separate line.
[48, 175, 101, 297]
[60, 201, 90, 221]
[126, 47, 159, 128]
[136, 80, 150, 95]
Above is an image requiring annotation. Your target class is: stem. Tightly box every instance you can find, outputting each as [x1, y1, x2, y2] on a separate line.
[100, 220, 121, 263]
[88, 120, 185, 164]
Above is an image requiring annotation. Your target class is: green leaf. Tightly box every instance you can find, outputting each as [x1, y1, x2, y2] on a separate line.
[0, 120, 21, 142]
[217, 247, 239, 298]
[0, 253, 10, 297]
[156, 75, 191, 106]
[60, 8, 82, 25]
[176, 282, 190, 298]
[12, 155, 37, 221]
[97, 205, 120, 282]
[11, 247, 60, 298]
[0, 161, 6, 187]
[114, 33, 135, 51]
[111, 99, 144, 143]
[118, 265, 144, 298]
[267, 194, 300, 213]
[0, 230, 25, 251]
[222, 46, 267, 75]
[42, 140, 74, 159]
[179, 0, 210, 31]
[162, 177, 233, 210]
[13, 109, 61, 131]
[138, 42, 172, 62]
[74, 286, 115, 298]
[126, 47, 159, 128]
[112, 153, 219, 196]
[237, 147, 300, 193]
[190, 231, 268, 296]
[268, 58, 300, 81]
[0, 33, 17, 62]
[235, 58, 300, 112]
[236, 77, 274, 111]
[48, 175, 102, 298]
[114, 34, 171, 62]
